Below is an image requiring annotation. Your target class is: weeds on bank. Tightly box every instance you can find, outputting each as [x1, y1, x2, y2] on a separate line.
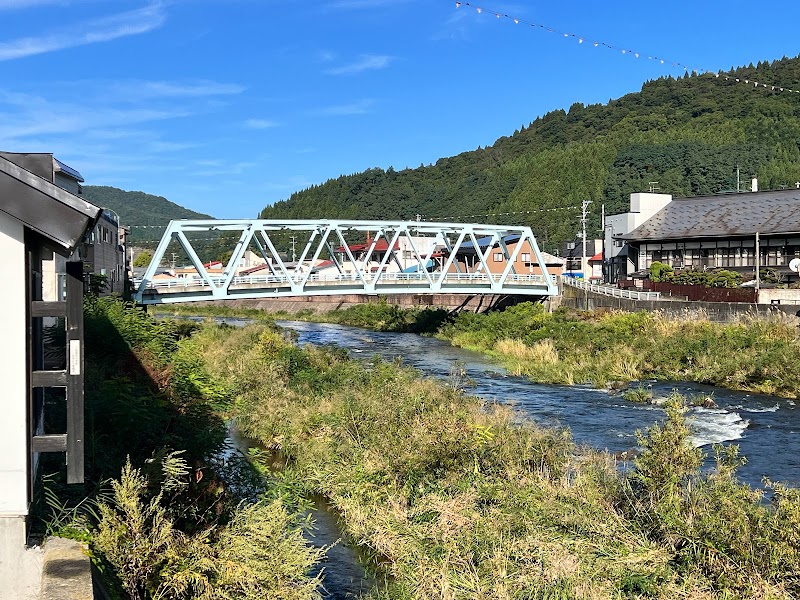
[94, 453, 323, 600]
[38, 298, 325, 600]
[435, 302, 800, 398]
[195, 322, 800, 598]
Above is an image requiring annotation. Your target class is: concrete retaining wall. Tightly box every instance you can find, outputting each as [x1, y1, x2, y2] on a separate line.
[189, 293, 540, 314]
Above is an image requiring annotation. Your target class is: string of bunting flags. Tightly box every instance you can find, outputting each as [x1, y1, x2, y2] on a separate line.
[453, 1, 800, 95]
[127, 205, 581, 231]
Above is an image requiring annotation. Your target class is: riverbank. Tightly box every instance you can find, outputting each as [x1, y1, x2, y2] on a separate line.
[437, 302, 800, 398]
[162, 301, 800, 399]
[195, 319, 800, 599]
[39, 298, 324, 599]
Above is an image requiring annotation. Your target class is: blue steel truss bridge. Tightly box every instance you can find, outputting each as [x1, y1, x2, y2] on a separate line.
[133, 219, 558, 305]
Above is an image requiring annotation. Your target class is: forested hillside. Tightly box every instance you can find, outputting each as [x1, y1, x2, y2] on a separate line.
[260, 57, 800, 252]
[83, 186, 211, 227]
[83, 185, 213, 251]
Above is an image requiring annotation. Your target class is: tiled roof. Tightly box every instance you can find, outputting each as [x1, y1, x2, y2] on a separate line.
[460, 233, 521, 251]
[622, 190, 800, 241]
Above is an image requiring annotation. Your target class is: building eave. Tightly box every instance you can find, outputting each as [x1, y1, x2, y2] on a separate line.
[0, 156, 100, 255]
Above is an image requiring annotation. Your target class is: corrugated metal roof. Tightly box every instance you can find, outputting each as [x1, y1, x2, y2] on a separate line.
[0, 155, 100, 254]
[53, 157, 84, 182]
[622, 189, 800, 241]
[458, 233, 521, 253]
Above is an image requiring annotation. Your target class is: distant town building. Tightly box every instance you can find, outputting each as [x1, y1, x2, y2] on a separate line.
[561, 238, 603, 278]
[453, 234, 564, 277]
[81, 209, 127, 294]
[604, 192, 673, 283]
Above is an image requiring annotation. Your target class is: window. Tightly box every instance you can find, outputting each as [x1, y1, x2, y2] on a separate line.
[520, 252, 531, 262]
[493, 252, 504, 262]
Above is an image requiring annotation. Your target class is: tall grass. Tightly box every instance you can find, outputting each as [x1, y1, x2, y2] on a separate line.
[436, 303, 800, 397]
[40, 298, 325, 599]
[194, 322, 800, 598]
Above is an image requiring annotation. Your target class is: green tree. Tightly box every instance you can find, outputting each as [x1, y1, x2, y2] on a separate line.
[133, 250, 153, 268]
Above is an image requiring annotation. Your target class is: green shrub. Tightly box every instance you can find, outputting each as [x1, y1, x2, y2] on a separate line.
[649, 261, 674, 282]
[95, 454, 323, 600]
[623, 384, 653, 403]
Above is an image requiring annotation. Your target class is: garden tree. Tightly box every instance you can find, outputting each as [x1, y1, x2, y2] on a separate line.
[260, 56, 800, 253]
[648, 261, 673, 282]
[648, 263, 743, 288]
[132, 250, 153, 268]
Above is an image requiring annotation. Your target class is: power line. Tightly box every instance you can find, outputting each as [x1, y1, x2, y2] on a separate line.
[453, 1, 800, 95]
[421, 205, 581, 222]
[125, 206, 583, 231]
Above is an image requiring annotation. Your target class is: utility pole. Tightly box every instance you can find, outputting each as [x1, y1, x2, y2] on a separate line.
[755, 231, 761, 296]
[289, 236, 297, 263]
[580, 200, 592, 281]
[170, 252, 178, 270]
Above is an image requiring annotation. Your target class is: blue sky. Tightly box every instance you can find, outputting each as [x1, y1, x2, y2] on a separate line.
[2, 0, 800, 220]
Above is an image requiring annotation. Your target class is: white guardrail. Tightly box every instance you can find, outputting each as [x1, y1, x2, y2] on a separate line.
[564, 278, 661, 301]
[136, 272, 555, 291]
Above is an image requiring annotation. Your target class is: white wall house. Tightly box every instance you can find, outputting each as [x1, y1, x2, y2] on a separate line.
[329, 235, 441, 276]
[0, 153, 99, 597]
[604, 192, 672, 282]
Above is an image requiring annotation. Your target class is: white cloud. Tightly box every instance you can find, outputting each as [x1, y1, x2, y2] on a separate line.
[0, 83, 206, 143]
[0, 2, 166, 61]
[244, 118, 278, 129]
[112, 80, 246, 99]
[326, 54, 393, 76]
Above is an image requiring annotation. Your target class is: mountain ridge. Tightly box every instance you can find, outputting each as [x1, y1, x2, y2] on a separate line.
[83, 185, 212, 247]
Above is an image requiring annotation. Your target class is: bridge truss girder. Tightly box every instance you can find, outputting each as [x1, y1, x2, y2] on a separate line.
[133, 219, 558, 304]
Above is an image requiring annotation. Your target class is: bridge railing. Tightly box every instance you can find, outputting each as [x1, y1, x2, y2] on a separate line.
[135, 271, 556, 290]
[564, 277, 662, 301]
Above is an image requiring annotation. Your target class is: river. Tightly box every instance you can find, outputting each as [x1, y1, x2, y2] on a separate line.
[272, 319, 800, 491]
